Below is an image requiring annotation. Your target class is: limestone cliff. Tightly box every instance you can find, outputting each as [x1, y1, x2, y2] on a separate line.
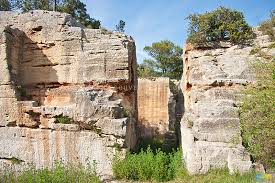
[0, 10, 137, 179]
[181, 30, 274, 174]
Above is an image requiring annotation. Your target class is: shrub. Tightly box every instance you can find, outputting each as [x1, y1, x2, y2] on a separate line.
[113, 147, 256, 182]
[113, 147, 187, 182]
[186, 6, 254, 46]
[1, 162, 101, 183]
[240, 59, 275, 169]
[259, 10, 275, 41]
[54, 115, 73, 124]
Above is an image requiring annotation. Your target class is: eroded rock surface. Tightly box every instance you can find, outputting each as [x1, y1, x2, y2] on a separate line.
[137, 78, 178, 144]
[181, 32, 275, 174]
[0, 10, 137, 179]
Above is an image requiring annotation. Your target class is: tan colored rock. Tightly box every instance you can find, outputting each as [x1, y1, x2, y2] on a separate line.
[137, 77, 177, 142]
[0, 10, 137, 179]
[181, 43, 257, 174]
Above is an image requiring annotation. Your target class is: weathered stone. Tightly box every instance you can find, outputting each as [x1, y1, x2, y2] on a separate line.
[0, 127, 118, 179]
[137, 78, 177, 141]
[181, 39, 262, 174]
[0, 10, 137, 179]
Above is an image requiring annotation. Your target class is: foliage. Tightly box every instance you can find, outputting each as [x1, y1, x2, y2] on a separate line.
[4, 0, 101, 28]
[137, 63, 160, 78]
[115, 20, 126, 32]
[90, 124, 102, 135]
[1, 162, 101, 183]
[0, 0, 11, 10]
[0, 0, 21, 10]
[259, 10, 275, 41]
[268, 42, 275, 49]
[140, 40, 183, 80]
[54, 114, 73, 124]
[113, 147, 256, 182]
[186, 6, 254, 46]
[135, 138, 178, 154]
[240, 58, 275, 169]
[113, 147, 186, 182]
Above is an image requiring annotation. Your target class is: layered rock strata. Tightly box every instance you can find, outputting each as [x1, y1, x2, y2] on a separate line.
[181, 30, 274, 174]
[0, 10, 137, 179]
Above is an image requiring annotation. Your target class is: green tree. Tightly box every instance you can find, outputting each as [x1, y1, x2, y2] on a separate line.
[186, 6, 254, 46]
[11, 0, 101, 29]
[0, 0, 11, 10]
[115, 20, 125, 32]
[0, 0, 18, 10]
[137, 63, 159, 78]
[141, 40, 183, 80]
[59, 0, 100, 28]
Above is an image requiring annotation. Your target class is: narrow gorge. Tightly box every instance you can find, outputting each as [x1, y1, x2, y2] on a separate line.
[0, 10, 274, 182]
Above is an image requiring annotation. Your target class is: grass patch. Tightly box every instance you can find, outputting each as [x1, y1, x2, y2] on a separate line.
[54, 114, 73, 124]
[172, 169, 256, 183]
[1, 162, 101, 183]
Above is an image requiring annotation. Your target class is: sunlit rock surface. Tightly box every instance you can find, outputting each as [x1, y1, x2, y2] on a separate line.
[0, 10, 137, 179]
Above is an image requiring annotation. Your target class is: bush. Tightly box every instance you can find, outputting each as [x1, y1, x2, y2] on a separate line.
[240, 59, 275, 169]
[113, 147, 256, 182]
[54, 115, 73, 124]
[259, 10, 275, 41]
[113, 147, 186, 182]
[1, 162, 101, 183]
[186, 6, 254, 46]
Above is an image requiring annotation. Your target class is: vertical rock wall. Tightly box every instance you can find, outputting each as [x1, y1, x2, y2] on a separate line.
[181, 43, 256, 174]
[137, 78, 177, 143]
[0, 11, 137, 179]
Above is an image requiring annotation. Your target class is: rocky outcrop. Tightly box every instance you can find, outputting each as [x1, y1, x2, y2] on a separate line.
[181, 45, 252, 173]
[0, 10, 137, 179]
[181, 29, 275, 174]
[137, 78, 177, 142]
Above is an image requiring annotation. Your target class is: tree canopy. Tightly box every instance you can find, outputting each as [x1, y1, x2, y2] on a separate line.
[186, 6, 254, 46]
[0, 0, 101, 29]
[138, 40, 183, 80]
[115, 20, 126, 32]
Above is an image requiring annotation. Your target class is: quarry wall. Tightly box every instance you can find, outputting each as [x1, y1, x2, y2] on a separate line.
[137, 78, 175, 139]
[0, 10, 137, 179]
[181, 30, 274, 174]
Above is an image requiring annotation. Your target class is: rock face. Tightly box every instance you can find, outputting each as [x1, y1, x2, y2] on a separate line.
[137, 78, 177, 142]
[181, 43, 257, 174]
[0, 10, 137, 179]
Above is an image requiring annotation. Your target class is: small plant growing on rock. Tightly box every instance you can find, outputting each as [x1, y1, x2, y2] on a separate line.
[267, 42, 275, 49]
[113, 143, 122, 151]
[186, 119, 193, 128]
[90, 125, 102, 135]
[55, 114, 73, 124]
[101, 28, 112, 35]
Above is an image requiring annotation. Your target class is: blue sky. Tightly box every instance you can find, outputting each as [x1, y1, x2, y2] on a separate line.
[82, 0, 274, 63]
